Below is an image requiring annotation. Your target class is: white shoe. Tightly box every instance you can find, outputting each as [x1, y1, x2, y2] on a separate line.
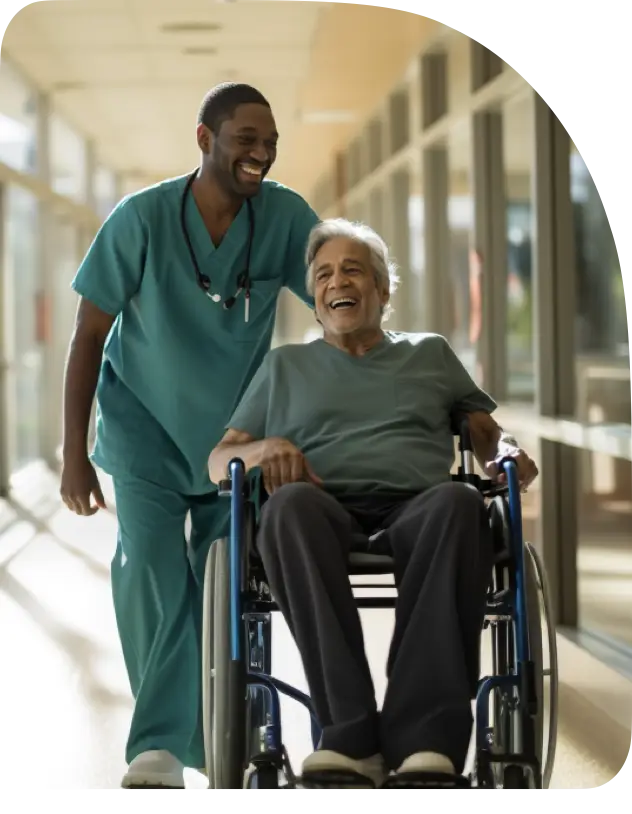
[396, 751, 455, 775]
[121, 749, 185, 788]
[302, 750, 386, 787]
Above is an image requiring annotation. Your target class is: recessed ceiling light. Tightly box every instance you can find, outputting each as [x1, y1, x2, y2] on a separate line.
[161, 22, 221, 33]
[182, 47, 217, 56]
[51, 81, 88, 93]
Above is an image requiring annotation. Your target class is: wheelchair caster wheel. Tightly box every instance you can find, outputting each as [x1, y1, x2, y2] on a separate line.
[503, 765, 528, 788]
[382, 771, 471, 789]
[300, 770, 376, 789]
[246, 766, 281, 792]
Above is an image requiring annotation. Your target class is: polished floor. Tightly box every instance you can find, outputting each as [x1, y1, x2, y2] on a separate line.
[0, 464, 630, 790]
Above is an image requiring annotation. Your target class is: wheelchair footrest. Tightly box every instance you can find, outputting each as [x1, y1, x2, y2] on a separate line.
[299, 769, 377, 789]
[382, 771, 471, 789]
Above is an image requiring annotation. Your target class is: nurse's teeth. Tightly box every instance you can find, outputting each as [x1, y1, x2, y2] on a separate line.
[240, 164, 262, 175]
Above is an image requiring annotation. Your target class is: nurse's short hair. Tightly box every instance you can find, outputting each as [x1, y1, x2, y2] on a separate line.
[305, 219, 400, 321]
[197, 83, 271, 134]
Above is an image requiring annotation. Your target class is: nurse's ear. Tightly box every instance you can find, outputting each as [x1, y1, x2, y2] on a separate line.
[196, 123, 213, 155]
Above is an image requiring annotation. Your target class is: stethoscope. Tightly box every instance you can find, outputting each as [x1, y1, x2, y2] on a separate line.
[180, 168, 255, 322]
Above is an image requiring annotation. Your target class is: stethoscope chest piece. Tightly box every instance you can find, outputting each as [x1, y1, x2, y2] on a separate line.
[208, 292, 221, 303]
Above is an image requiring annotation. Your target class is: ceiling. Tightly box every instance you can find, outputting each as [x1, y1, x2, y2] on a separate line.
[3, 0, 440, 200]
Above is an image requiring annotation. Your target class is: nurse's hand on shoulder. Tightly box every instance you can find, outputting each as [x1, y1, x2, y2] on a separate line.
[259, 437, 323, 495]
[60, 455, 107, 516]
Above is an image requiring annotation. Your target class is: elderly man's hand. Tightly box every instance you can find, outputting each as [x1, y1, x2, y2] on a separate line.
[259, 437, 323, 495]
[485, 446, 539, 491]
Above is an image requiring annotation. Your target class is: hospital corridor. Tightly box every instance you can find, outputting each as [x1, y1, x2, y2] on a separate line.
[0, 1, 630, 791]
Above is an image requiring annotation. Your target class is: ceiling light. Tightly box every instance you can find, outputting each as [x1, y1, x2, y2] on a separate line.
[161, 22, 221, 33]
[182, 47, 217, 56]
[301, 110, 357, 124]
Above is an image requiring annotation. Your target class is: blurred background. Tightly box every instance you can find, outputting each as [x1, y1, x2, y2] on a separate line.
[0, 0, 629, 789]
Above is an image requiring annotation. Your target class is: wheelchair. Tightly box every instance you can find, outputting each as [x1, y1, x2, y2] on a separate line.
[201, 424, 558, 789]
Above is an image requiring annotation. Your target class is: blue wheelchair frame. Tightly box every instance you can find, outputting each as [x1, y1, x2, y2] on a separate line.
[214, 423, 542, 789]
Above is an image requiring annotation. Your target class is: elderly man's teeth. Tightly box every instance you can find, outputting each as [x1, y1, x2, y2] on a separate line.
[331, 298, 357, 309]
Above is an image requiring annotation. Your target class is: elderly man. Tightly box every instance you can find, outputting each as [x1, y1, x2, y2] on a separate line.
[209, 219, 538, 789]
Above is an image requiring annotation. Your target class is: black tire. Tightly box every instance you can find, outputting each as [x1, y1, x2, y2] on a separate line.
[503, 764, 528, 788]
[201, 540, 218, 788]
[525, 542, 558, 788]
[209, 537, 247, 788]
[246, 764, 280, 789]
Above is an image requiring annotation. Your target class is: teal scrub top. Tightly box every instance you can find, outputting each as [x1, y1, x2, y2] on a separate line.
[71, 173, 319, 495]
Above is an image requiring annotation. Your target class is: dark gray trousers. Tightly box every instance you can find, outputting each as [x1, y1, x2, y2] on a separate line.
[256, 480, 493, 773]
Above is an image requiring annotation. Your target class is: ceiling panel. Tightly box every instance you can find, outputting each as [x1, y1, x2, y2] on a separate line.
[2, 1, 440, 199]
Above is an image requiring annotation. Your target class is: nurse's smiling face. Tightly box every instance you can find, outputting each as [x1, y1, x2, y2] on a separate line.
[202, 103, 279, 199]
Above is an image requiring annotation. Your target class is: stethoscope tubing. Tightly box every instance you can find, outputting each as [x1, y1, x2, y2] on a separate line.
[180, 168, 255, 310]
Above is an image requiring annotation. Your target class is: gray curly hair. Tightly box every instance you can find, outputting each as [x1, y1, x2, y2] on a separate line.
[305, 218, 400, 321]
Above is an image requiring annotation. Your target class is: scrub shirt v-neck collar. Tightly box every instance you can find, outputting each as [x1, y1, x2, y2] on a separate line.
[317, 332, 394, 362]
[184, 178, 251, 265]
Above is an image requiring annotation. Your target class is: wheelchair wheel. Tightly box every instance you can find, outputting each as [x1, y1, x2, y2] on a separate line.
[201, 539, 218, 788]
[524, 542, 558, 789]
[203, 536, 247, 789]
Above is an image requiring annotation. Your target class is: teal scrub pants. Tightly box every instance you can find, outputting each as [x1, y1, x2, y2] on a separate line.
[111, 474, 230, 769]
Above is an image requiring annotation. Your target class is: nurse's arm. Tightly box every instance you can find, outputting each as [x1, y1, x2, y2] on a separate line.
[62, 297, 116, 460]
[209, 428, 266, 485]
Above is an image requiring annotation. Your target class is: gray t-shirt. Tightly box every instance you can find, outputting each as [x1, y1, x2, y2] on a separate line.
[226, 331, 497, 497]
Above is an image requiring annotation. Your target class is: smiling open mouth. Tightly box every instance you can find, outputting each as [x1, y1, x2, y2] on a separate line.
[329, 297, 358, 310]
[238, 163, 264, 181]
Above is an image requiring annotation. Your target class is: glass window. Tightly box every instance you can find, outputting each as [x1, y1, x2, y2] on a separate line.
[447, 122, 479, 380]
[93, 165, 118, 220]
[49, 215, 80, 448]
[577, 446, 632, 648]
[50, 113, 87, 202]
[571, 144, 630, 427]
[503, 94, 535, 403]
[408, 173, 426, 331]
[4, 185, 42, 470]
[0, 58, 37, 173]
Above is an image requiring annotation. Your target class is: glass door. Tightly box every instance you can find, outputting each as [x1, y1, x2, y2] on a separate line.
[49, 212, 81, 458]
[4, 184, 42, 472]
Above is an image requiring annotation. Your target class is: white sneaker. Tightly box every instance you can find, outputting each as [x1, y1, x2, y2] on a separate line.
[385, 752, 468, 788]
[302, 750, 386, 788]
[397, 751, 455, 774]
[121, 749, 185, 788]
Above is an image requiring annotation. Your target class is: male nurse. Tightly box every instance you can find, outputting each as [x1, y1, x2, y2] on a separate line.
[60, 83, 318, 788]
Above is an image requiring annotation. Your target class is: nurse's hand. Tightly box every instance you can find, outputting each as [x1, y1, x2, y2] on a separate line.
[259, 437, 323, 495]
[60, 454, 107, 516]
